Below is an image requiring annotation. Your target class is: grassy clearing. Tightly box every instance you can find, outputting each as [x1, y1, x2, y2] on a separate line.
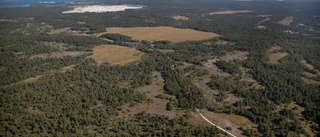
[278, 16, 294, 26]
[301, 60, 315, 70]
[118, 71, 182, 119]
[0, 65, 76, 89]
[267, 46, 288, 64]
[217, 113, 253, 126]
[268, 52, 288, 64]
[172, 15, 189, 20]
[267, 46, 282, 52]
[90, 45, 143, 65]
[98, 26, 220, 43]
[209, 10, 252, 15]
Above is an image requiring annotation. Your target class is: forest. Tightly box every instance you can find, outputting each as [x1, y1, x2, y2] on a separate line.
[0, 0, 319, 136]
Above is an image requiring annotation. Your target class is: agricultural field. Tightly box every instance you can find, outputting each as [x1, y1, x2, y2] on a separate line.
[90, 45, 143, 65]
[99, 27, 220, 43]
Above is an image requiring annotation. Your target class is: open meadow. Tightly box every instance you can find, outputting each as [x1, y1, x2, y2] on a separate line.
[99, 26, 220, 43]
[90, 45, 143, 65]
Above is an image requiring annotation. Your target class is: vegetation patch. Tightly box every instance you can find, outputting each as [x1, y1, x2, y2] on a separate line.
[302, 60, 315, 70]
[267, 46, 288, 64]
[216, 113, 254, 127]
[30, 51, 89, 59]
[118, 71, 181, 119]
[90, 45, 143, 65]
[99, 27, 220, 43]
[172, 15, 189, 20]
[209, 10, 252, 15]
[278, 16, 294, 26]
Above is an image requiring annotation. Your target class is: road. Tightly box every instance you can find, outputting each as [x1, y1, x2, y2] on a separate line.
[196, 109, 237, 137]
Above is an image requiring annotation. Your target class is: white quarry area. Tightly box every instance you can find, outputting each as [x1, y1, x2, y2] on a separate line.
[62, 5, 144, 13]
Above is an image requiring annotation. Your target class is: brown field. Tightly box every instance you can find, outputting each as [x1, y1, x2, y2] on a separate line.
[172, 15, 189, 21]
[98, 26, 220, 43]
[278, 16, 294, 26]
[90, 45, 143, 65]
[209, 10, 252, 15]
[268, 52, 288, 64]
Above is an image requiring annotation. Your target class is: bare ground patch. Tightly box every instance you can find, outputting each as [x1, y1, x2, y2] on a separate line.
[172, 15, 189, 21]
[98, 26, 220, 43]
[219, 51, 249, 61]
[118, 71, 183, 119]
[203, 58, 231, 77]
[209, 10, 253, 15]
[90, 45, 143, 66]
[189, 109, 256, 137]
[278, 16, 294, 26]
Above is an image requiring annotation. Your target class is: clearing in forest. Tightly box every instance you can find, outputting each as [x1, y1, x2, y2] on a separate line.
[0, 65, 76, 88]
[209, 10, 252, 15]
[90, 45, 143, 65]
[267, 46, 288, 64]
[118, 71, 182, 119]
[189, 109, 256, 137]
[301, 60, 315, 70]
[99, 27, 220, 43]
[172, 15, 189, 20]
[268, 52, 288, 64]
[216, 113, 253, 127]
[278, 16, 294, 26]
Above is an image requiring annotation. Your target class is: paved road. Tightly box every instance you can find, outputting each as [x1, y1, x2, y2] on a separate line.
[196, 109, 237, 137]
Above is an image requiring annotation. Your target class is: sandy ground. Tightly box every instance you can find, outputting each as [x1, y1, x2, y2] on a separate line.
[98, 26, 220, 43]
[209, 10, 252, 15]
[278, 16, 294, 26]
[172, 15, 189, 21]
[63, 5, 144, 13]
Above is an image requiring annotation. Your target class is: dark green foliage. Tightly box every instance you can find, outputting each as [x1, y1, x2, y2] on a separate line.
[163, 69, 206, 109]
[215, 60, 242, 75]
[100, 33, 135, 42]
